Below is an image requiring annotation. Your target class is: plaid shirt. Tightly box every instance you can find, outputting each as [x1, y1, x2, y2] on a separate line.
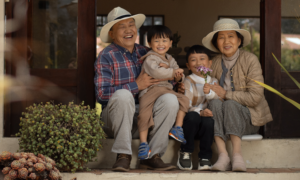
[94, 42, 149, 106]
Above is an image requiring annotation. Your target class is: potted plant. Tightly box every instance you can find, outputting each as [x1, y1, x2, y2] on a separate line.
[168, 31, 182, 56]
[16, 101, 106, 173]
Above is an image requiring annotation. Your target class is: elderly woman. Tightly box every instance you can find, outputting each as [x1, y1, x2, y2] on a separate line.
[202, 19, 273, 172]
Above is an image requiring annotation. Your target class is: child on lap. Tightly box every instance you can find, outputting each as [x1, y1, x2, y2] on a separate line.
[138, 25, 190, 160]
[178, 45, 220, 171]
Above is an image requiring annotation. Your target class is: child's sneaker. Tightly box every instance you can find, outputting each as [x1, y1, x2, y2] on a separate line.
[169, 126, 186, 144]
[198, 158, 212, 171]
[138, 142, 151, 160]
[177, 151, 192, 170]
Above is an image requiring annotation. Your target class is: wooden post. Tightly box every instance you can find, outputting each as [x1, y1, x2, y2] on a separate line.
[77, 0, 96, 108]
[261, 0, 282, 138]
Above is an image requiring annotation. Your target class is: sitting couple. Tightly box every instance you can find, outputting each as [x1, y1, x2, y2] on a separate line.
[94, 7, 273, 172]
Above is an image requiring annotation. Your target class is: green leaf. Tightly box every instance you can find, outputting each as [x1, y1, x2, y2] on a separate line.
[272, 53, 300, 89]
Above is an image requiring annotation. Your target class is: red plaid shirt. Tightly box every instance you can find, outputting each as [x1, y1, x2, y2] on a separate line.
[94, 43, 149, 106]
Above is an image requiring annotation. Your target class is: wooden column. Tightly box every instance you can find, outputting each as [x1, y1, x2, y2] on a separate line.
[77, 0, 96, 108]
[260, 0, 282, 138]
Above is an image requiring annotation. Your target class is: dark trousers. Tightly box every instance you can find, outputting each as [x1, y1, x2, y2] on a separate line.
[180, 112, 214, 159]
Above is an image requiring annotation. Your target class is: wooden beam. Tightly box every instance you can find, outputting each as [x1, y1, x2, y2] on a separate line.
[77, 0, 96, 107]
[261, 0, 282, 138]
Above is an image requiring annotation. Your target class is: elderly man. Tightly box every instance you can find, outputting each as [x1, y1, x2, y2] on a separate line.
[94, 7, 184, 172]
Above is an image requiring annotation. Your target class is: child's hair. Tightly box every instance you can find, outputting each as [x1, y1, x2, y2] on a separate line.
[185, 45, 215, 62]
[147, 25, 173, 43]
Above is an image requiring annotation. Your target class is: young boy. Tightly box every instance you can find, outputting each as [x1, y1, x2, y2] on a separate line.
[178, 45, 220, 170]
[137, 25, 190, 160]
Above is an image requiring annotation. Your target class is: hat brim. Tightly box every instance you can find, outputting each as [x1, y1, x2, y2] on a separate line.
[202, 29, 251, 52]
[100, 14, 146, 43]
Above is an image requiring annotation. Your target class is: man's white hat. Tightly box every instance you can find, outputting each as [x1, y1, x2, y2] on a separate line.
[100, 7, 146, 43]
[202, 18, 251, 52]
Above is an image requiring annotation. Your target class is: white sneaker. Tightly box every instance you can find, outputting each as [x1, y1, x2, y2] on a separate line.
[177, 151, 193, 170]
[198, 158, 212, 171]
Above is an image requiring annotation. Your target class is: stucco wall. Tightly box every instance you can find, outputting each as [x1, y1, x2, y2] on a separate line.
[97, 0, 261, 53]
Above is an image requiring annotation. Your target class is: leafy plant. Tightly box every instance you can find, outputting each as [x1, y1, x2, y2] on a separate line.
[0, 151, 62, 180]
[172, 31, 181, 48]
[248, 54, 300, 110]
[16, 102, 106, 172]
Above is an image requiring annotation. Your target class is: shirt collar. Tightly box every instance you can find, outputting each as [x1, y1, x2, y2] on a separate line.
[190, 73, 211, 83]
[112, 42, 137, 54]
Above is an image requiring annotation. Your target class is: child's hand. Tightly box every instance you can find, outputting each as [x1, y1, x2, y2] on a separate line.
[175, 68, 184, 74]
[200, 109, 213, 117]
[159, 63, 170, 69]
[175, 72, 183, 82]
[174, 69, 184, 82]
[203, 83, 211, 94]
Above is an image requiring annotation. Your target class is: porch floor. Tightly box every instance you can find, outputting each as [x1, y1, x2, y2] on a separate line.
[60, 168, 300, 180]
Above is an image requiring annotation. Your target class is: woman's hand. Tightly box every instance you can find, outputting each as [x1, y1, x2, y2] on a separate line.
[211, 82, 226, 99]
[200, 109, 213, 117]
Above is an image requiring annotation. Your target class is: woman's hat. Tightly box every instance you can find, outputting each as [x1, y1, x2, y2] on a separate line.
[202, 18, 251, 52]
[100, 7, 146, 43]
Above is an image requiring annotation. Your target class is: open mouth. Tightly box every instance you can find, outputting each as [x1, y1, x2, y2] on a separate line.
[223, 46, 232, 50]
[124, 35, 133, 39]
[157, 47, 165, 51]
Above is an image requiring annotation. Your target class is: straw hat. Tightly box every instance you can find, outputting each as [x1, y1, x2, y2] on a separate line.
[100, 7, 146, 43]
[202, 18, 251, 52]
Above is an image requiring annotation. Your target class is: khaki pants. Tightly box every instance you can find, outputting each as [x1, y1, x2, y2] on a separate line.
[138, 86, 189, 132]
[101, 89, 179, 157]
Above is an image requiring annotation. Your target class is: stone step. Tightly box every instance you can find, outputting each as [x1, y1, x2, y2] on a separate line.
[87, 138, 300, 169]
[60, 168, 300, 180]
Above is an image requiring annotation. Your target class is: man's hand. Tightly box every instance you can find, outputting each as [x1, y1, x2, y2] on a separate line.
[200, 109, 213, 117]
[159, 63, 170, 69]
[211, 82, 226, 99]
[203, 83, 210, 94]
[136, 69, 160, 91]
[176, 82, 185, 94]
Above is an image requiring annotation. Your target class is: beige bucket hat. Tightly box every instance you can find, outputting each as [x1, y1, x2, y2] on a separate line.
[100, 7, 146, 43]
[202, 18, 251, 52]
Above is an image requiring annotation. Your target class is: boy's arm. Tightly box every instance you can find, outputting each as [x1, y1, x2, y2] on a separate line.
[143, 55, 175, 79]
[169, 58, 185, 82]
[184, 79, 203, 114]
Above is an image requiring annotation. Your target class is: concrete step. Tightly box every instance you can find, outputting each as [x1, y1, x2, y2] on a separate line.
[87, 139, 300, 169]
[60, 168, 300, 180]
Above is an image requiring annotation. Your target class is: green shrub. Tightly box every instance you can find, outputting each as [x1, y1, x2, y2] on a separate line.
[16, 102, 106, 172]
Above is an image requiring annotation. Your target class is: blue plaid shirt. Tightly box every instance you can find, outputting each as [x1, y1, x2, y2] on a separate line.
[94, 42, 149, 106]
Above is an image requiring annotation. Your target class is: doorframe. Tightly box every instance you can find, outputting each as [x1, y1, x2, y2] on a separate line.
[77, 0, 96, 108]
[3, 0, 97, 137]
[260, 0, 282, 138]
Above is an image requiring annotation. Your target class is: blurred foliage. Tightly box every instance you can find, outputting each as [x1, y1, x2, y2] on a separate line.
[16, 102, 106, 173]
[0, 151, 62, 180]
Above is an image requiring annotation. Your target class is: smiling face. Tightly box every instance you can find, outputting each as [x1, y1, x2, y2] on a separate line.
[186, 53, 212, 77]
[217, 30, 241, 57]
[109, 18, 137, 52]
[148, 34, 172, 57]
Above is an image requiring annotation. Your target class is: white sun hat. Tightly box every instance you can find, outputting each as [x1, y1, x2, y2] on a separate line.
[100, 7, 146, 43]
[202, 18, 251, 52]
